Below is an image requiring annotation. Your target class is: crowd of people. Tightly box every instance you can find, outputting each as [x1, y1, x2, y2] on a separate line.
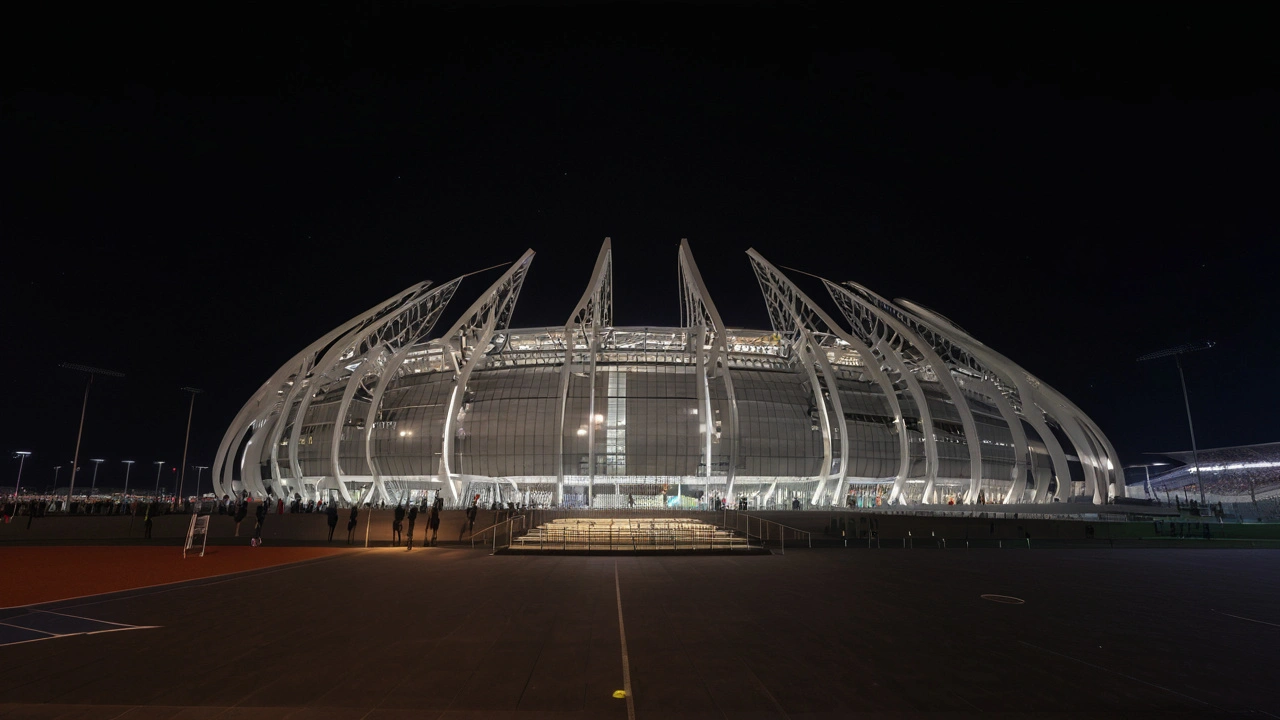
[1150, 445, 1280, 501]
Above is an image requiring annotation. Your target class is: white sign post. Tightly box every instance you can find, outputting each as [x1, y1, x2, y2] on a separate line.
[184, 514, 210, 558]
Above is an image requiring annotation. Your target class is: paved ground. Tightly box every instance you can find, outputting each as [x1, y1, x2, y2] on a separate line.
[1, 548, 1278, 718]
[0, 547, 352, 608]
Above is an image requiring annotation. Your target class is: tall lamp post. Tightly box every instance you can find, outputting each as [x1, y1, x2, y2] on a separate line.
[51, 465, 62, 493]
[121, 460, 135, 496]
[90, 458, 105, 493]
[13, 451, 32, 499]
[153, 461, 165, 499]
[1137, 341, 1215, 507]
[193, 465, 209, 501]
[58, 363, 125, 511]
[177, 387, 203, 506]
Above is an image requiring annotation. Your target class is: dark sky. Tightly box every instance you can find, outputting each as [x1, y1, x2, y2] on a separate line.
[3, 2, 1277, 493]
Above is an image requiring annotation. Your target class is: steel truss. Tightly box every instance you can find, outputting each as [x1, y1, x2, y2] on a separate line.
[213, 242, 1121, 507]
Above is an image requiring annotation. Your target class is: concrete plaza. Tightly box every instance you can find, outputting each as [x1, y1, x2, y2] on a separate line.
[2, 547, 1278, 718]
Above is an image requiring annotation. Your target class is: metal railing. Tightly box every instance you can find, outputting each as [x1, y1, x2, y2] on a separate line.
[470, 514, 529, 554]
[723, 509, 811, 554]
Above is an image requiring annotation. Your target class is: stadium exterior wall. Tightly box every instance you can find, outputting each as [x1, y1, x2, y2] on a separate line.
[213, 241, 1123, 507]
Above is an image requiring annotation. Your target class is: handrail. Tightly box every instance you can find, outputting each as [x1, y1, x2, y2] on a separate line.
[471, 514, 528, 552]
[723, 509, 812, 554]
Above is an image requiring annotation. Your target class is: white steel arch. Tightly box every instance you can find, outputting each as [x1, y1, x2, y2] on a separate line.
[896, 299, 1123, 504]
[556, 240, 612, 505]
[825, 281, 985, 504]
[747, 250, 907, 506]
[213, 280, 440, 499]
[438, 251, 536, 501]
[678, 239, 740, 501]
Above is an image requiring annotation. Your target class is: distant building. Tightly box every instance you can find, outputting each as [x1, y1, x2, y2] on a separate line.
[213, 240, 1121, 507]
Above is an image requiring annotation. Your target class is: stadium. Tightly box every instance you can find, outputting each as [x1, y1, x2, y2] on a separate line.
[212, 240, 1123, 508]
[1137, 442, 1280, 509]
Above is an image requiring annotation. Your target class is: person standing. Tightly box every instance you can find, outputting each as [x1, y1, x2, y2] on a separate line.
[234, 499, 248, 536]
[406, 504, 418, 550]
[392, 504, 405, 546]
[143, 501, 154, 540]
[252, 500, 267, 546]
[326, 501, 339, 542]
[347, 505, 359, 544]
[428, 505, 441, 547]
[460, 503, 477, 540]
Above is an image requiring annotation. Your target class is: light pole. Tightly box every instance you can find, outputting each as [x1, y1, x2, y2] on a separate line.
[58, 363, 125, 511]
[177, 387, 203, 507]
[90, 458, 105, 493]
[153, 461, 165, 499]
[193, 465, 209, 500]
[52, 465, 62, 493]
[13, 451, 32, 499]
[1138, 341, 1215, 507]
[121, 460, 135, 496]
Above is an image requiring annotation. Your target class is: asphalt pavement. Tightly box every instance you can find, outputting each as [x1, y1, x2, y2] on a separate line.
[1, 548, 1278, 718]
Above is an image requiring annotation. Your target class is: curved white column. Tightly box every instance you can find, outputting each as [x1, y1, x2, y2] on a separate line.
[874, 339, 938, 504]
[827, 281, 985, 504]
[897, 299, 1116, 504]
[679, 240, 740, 500]
[973, 378, 1031, 504]
[558, 241, 611, 505]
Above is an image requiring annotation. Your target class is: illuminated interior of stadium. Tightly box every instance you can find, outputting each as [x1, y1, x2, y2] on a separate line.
[212, 240, 1123, 508]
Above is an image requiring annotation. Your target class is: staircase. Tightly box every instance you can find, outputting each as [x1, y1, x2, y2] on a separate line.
[504, 516, 762, 554]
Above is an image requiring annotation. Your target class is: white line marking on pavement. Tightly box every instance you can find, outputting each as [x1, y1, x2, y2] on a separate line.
[614, 561, 636, 720]
[1212, 608, 1280, 629]
[1018, 640, 1221, 709]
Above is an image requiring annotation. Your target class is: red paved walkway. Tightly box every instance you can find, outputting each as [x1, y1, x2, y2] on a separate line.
[1, 546, 352, 608]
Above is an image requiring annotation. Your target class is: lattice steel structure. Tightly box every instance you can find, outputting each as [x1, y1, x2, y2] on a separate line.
[213, 241, 1122, 507]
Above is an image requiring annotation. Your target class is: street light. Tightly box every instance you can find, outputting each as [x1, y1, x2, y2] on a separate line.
[52, 465, 62, 493]
[13, 451, 32, 499]
[121, 460, 135, 496]
[58, 362, 125, 511]
[90, 458, 105, 493]
[193, 465, 209, 499]
[177, 387, 203, 507]
[1138, 341, 1215, 507]
[153, 461, 165, 499]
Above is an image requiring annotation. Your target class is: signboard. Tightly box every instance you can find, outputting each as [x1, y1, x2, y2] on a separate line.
[184, 514, 210, 558]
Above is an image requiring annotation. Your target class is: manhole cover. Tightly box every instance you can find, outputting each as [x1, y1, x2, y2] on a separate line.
[981, 594, 1025, 604]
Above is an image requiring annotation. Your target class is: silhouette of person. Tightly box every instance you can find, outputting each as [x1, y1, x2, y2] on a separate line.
[234, 499, 249, 536]
[326, 502, 339, 541]
[428, 506, 441, 546]
[252, 501, 267, 546]
[406, 505, 418, 550]
[347, 505, 359, 544]
[393, 504, 405, 546]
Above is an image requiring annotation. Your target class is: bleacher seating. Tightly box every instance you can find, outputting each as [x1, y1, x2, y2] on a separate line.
[509, 516, 749, 551]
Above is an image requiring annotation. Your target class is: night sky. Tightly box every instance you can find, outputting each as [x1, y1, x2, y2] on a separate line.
[3, 3, 1277, 494]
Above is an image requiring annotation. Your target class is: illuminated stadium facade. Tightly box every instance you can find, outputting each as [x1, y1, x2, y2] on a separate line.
[212, 240, 1123, 508]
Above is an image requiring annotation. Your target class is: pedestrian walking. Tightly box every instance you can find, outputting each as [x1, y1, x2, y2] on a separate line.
[143, 502, 154, 539]
[252, 501, 267, 546]
[406, 505, 418, 549]
[428, 506, 440, 546]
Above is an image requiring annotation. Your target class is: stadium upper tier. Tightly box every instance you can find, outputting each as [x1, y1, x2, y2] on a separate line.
[213, 240, 1123, 507]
